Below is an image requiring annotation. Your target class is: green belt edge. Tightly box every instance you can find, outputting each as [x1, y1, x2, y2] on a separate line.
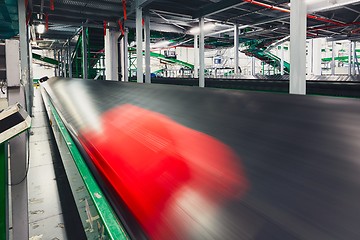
[48, 99, 130, 240]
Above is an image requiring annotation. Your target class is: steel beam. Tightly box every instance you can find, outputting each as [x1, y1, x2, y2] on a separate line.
[313, 38, 322, 75]
[193, 0, 247, 19]
[105, 26, 120, 81]
[290, 0, 306, 95]
[349, 41, 352, 75]
[331, 41, 335, 75]
[281, 44, 284, 75]
[124, 29, 129, 82]
[82, 26, 88, 79]
[144, 12, 151, 83]
[68, 40, 72, 78]
[308, 0, 359, 12]
[234, 24, 239, 75]
[252, 56, 256, 75]
[353, 41, 357, 74]
[194, 35, 199, 78]
[9, 2, 29, 238]
[138, 0, 156, 8]
[199, 18, 205, 88]
[136, 1, 143, 83]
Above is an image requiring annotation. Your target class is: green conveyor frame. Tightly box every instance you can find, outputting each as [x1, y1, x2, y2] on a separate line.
[41, 89, 129, 240]
[32, 53, 59, 66]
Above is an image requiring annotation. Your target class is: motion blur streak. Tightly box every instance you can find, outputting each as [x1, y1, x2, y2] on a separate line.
[79, 104, 248, 239]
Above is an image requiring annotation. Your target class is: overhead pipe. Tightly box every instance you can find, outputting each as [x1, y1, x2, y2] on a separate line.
[243, 0, 346, 27]
[309, 21, 360, 32]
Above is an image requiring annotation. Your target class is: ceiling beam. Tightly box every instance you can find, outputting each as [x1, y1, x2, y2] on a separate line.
[138, 0, 156, 8]
[124, 21, 185, 33]
[192, 0, 247, 19]
[33, 5, 120, 22]
[308, 0, 360, 13]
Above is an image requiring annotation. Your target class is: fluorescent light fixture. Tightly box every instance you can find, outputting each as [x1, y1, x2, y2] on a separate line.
[151, 40, 171, 49]
[189, 22, 215, 35]
[36, 23, 46, 34]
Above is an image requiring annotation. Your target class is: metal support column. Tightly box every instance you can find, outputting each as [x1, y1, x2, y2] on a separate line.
[331, 41, 335, 75]
[123, 29, 129, 81]
[82, 26, 88, 79]
[252, 56, 255, 75]
[307, 40, 313, 76]
[68, 40, 72, 78]
[105, 25, 120, 81]
[349, 41, 352, 75]
[234, 24, 239, 75]
[313, 38, 322, 75]
[354, 42, 357, 75]
[54, 49, 58, 77]
[194, 34, 199, 78]
[136, 1, 143, 83]
[281, 45, 284, 75]
[290, 0, 306, 95]
[199, 18, 205, 87]
[9, 2, 29, 237]
[144, 12, 151, 83]
[57, 49, 61, 76]
[62, 48, 65, 77]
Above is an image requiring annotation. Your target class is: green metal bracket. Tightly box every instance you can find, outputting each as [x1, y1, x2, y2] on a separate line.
[47, 97, 129, 240]
[32, 53, 59, 66]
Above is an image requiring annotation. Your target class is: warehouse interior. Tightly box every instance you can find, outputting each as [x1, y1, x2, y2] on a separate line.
[1, 0, 360, 239]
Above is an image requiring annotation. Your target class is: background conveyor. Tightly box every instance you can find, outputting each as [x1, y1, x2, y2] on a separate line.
[41, 77, 360, 239]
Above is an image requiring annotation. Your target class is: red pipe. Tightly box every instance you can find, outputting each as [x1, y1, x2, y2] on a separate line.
[122, 0, 127, 20]
[45, 13, 49, 31]
[309, 21, 360, 32]
[243, 0, 345, 27]
[118, 20, 125, 35]
[50, 0, 54, 11]
[351, 27, 360, 34]
[103, 21, 107, 36]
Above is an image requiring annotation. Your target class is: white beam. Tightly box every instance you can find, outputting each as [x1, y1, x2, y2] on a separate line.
[82, 26, 88, 79]
[307, 0, 359, 13]
[199, 18, 205, 87]
[105, 27, 120, 81]
[290, 0, 307, 95]
[348, 41, 352, 75]
[68, 40, 72, 78]
[281, 44, 284, 75]
[307, 40, 313, 76]
[138, 0, 156, 8]
[144, 12, 151, 83]
[331, 41, 335, 75]
[136, 2, 143, 83]
[251, 56, 255, 75]
[194, 35, 199, 78]
[313, 38, 322, 75]
[234, 24, 239, 75]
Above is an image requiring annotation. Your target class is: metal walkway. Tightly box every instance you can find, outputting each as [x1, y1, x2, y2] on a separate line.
[27, 87, 84, 240]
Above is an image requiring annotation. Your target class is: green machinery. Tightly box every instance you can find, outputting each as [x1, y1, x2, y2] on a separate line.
[242, 39, 291, 75]
[71, 28, 106, 79]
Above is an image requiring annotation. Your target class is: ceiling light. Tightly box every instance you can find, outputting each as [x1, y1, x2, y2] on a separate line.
[189, 23, 215, 35]
[36, 23, 46, 34]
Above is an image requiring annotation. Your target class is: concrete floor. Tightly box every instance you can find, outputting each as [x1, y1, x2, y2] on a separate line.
[27, 87, 68, 240]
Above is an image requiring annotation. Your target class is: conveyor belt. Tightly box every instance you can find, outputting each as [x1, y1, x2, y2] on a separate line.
[146, 77, 360, 98]
[42, 77, 360, 239]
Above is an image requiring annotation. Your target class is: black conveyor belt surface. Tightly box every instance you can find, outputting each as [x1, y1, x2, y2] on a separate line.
[43, 77, 360, 240]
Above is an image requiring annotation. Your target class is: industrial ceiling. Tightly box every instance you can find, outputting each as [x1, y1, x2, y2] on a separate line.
[27, 0, 360, 49]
